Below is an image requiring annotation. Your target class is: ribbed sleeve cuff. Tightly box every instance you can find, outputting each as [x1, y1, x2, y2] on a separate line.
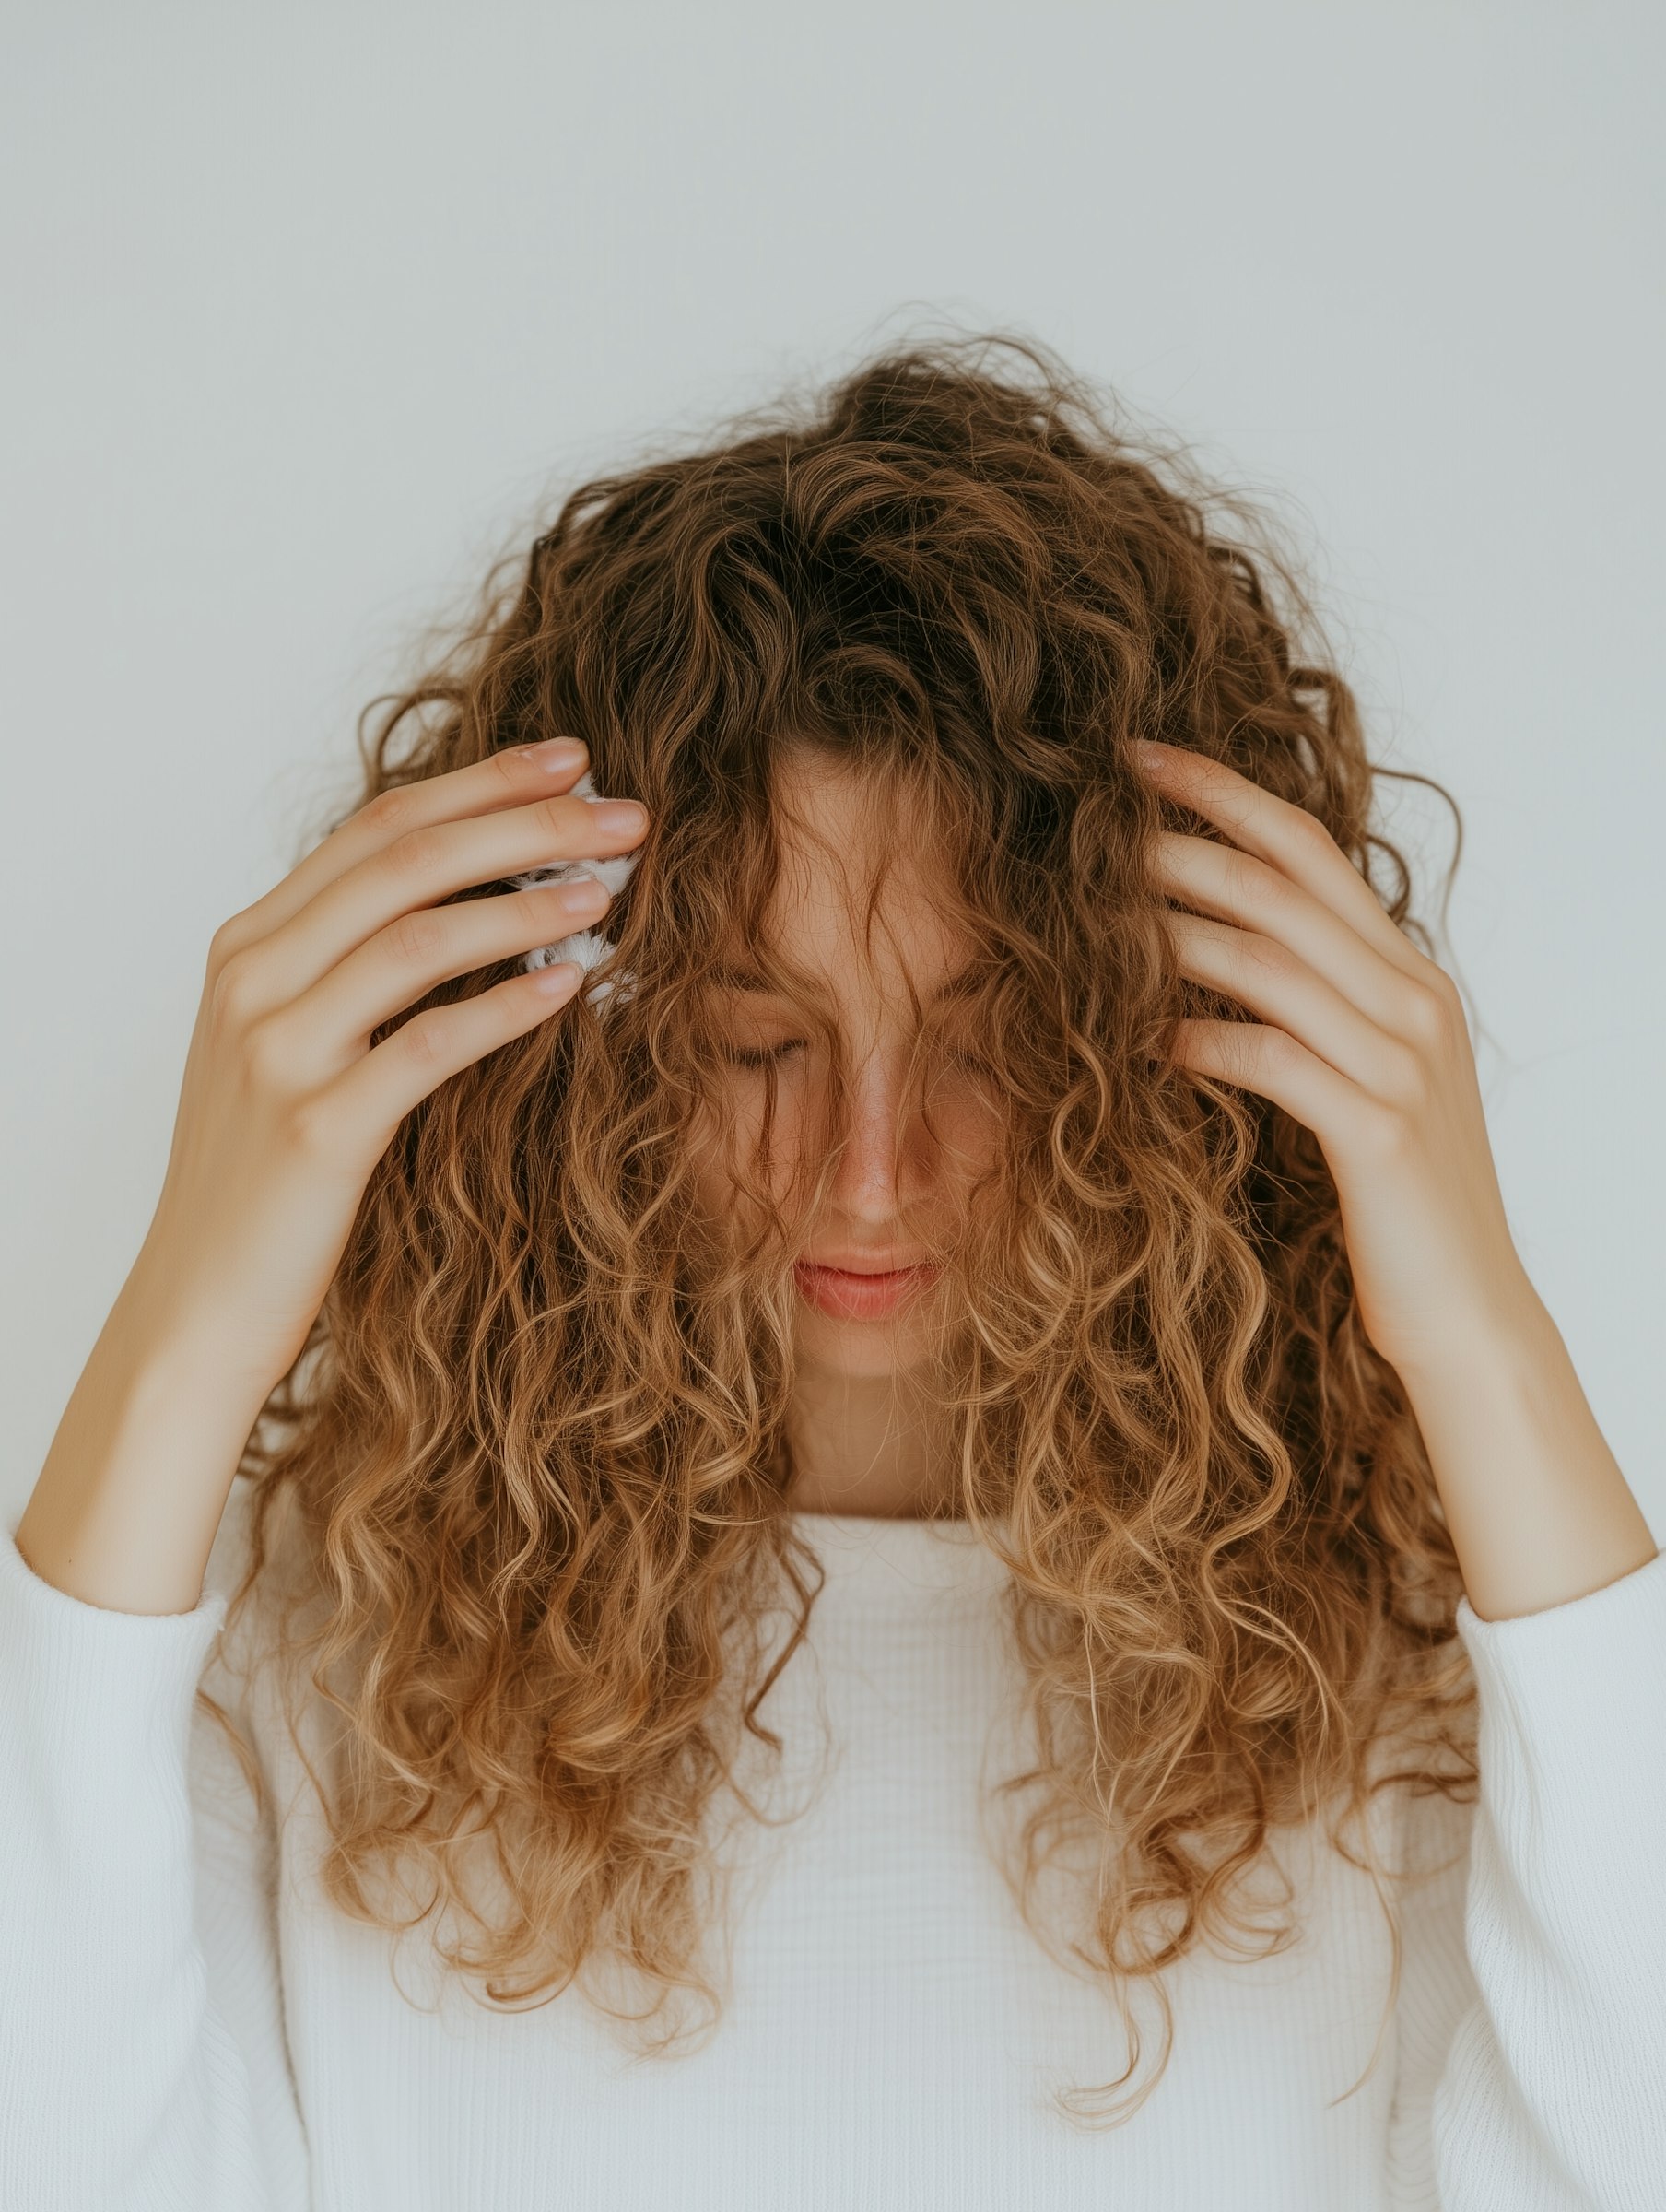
[0, 1510, 229, 1850]
[1453, 1544, 1666, 1804]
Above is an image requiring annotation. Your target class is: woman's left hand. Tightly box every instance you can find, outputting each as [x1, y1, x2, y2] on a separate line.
[1132, 738, 1539, 1386]
[1131, 737, 1659, 1620]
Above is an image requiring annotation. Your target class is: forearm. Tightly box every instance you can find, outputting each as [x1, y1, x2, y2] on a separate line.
[15, 1259, 269, 1618]
[1396, 1288, 1658, 1623]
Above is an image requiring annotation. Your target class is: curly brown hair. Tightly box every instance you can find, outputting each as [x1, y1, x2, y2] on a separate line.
[205, 330, 1479, 2128]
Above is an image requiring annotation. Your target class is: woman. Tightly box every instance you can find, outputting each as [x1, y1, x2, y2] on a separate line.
[3, 335, 1660, 2210]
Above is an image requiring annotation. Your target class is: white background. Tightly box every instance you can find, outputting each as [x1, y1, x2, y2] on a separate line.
[4, 3, 1661, 1536]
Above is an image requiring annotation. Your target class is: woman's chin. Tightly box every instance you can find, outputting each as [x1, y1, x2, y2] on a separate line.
[790, 1291, 952, 1383]
[793, 1316, 916, 1381]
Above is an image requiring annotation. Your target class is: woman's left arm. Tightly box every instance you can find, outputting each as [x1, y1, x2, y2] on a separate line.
[1131, 737, 1658, 1623]
[1133, 740, 1666, 2206]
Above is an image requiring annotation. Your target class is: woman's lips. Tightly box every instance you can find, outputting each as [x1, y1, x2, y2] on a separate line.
[792, 1262, 941, 1321]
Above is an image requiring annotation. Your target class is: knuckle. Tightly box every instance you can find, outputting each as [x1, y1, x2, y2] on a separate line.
[1431, 965, 1463, 1018]
[388, 906, 444, 965]
[362, 783, 419, 839]
[206, 912, 252, 971]
[207, 947, 260, 1031]
[397, 1009, 450, 1070]
[242, 1012, 302, 1095]
[1238, 851, 1286, 913]
[1245, 931, 1295, 984]
[490, 747, 528, 796]
[1261, 1023, 1304, 1077]
[1288, 806, 1335, 857]
[1431, 965, 1463, 1016]
[535, 792, 578, 843]
[383, 823, 444, 880]
[1399, 978, 1453, 1053]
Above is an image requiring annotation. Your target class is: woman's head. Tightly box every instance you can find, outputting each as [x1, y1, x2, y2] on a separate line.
[222, 332, 1476, 2124]
[426, 331, 1374, 1407]
[688, 740, 1003, 1390]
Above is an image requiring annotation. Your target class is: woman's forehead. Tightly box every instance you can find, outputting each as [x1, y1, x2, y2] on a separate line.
[768, 748, 954, 900]
[706, 746, 977, 1001]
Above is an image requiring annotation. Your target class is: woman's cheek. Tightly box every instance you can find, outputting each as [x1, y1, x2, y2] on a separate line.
[922, 1073, 1006, 1181]
[686, 1079, 804, 1222]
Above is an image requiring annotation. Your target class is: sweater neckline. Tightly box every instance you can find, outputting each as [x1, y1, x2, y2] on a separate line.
[781, 1510, 1013, 1616]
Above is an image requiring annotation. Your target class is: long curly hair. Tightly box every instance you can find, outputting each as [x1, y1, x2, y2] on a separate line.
[205, 329, 1480, 2128]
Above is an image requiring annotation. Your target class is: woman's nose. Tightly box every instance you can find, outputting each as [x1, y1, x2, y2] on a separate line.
[827, 1052, 930, 1216]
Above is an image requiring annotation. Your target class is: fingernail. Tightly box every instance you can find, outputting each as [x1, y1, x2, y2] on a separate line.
[588, 799, 648, 834]
[530, 959, 582, 994]
[517, 736, 587, 770]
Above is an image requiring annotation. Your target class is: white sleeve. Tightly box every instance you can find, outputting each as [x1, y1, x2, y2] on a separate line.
[1385, 1544, 1666, 2211]
[0, 1479, 310, 2211]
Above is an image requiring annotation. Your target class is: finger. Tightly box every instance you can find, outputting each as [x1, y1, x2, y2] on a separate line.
[1134, 742, 1424, 974]
[1152, 831, 1430, 1040]
[1165, 1016, 1390, 1157]
[219, 783, 649, 1022]
[323, 959, 589, 1149]
[1165, 911, 1421, 1101]
[222, 738, 597, 949]
[254, 877, 617, 1085]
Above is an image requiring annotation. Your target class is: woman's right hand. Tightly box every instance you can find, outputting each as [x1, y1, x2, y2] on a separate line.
[134, 735, 649, 1406]
[16, 735, 649, 1615]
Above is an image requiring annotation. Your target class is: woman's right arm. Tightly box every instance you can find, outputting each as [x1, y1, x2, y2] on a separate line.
[14, 732, 646, 1616]
[1, 734, 649, 2206]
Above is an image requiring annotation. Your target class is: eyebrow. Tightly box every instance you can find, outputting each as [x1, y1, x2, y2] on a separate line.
[708, 960, 986, 1006]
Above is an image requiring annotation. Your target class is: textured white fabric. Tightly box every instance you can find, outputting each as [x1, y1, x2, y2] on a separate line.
[2, 1482, 1662, 2212]
[507, 766, 639, 1005]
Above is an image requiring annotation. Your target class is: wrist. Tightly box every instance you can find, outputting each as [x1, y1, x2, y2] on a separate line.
[1389, 1270, 1561, 1402]
[20, 1285, 273, 1617]
[114, 1248, 284, 1415]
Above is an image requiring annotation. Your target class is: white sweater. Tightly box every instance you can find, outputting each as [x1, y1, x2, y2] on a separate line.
[2, 1483, 1662, 2212]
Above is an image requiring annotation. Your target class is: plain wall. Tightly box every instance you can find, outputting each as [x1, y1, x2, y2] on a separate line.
[3, 2, 1661, 1535]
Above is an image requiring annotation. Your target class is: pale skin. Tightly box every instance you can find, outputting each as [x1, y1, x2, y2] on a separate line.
[18, 735, 1656, 1627]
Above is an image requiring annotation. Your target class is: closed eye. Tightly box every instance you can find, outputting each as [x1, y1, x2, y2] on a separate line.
[722, 1041, 806, 1069]
[723, 1040, 998, 1074]
[933, 1037, 998, 1077]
